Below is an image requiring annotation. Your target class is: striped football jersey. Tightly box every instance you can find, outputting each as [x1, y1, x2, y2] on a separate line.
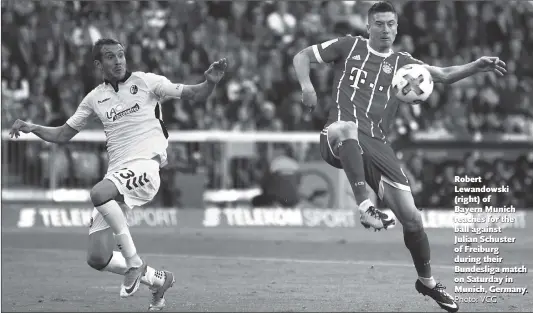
[313, 36, 424, 140]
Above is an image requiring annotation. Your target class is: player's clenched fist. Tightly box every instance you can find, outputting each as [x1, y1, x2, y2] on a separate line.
[301, 88, 317, 113]
[9, 119, 32, 138]
[205, 58, 228, 84]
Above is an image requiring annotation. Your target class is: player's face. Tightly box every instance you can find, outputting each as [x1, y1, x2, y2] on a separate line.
[367, 12, 398, 50]
[96, 44, 127, 81]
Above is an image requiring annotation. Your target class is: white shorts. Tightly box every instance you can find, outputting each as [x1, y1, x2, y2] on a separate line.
[89, 159, 161, 235]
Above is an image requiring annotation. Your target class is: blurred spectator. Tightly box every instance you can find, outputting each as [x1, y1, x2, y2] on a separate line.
[266, 1, 296, 44]
[256, 101, 278, 130]
[228, 105, 257, 188]
[252, 143, 300, 207]
[3, 0, 531, 136]
[401, 151, 533, 208]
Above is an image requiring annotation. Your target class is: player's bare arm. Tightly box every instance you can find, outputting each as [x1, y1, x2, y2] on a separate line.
[9, 120, 78, 143]
[424, 56, 507, 84]
[180, 58, 227, 101]
[293, 47, 322, 86]
[294, 37, 348, 112]
[293, 47, 321, 112]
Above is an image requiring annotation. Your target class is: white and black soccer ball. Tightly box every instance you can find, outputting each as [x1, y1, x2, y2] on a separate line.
[391, 64, 434, 104]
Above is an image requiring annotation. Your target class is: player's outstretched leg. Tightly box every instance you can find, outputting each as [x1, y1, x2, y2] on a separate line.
[382, 184, 458, 312]
[90, 179, 147, 298]
[87, 226, 175, 310]
[327, 121, 395, 230]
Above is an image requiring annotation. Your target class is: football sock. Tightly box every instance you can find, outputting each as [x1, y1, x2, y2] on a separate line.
[358, 199, 374, 214]
[404, 229, 433, 280]
[144, 266, 167, 289]
[95, 200, 142, 268]
[338, 139, 369, 205]
[418, 276, 437, 289]
[115, 230, 143, 268]
[102, 251, 165, 288]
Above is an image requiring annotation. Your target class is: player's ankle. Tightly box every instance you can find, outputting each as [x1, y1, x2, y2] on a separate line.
[358, 199, 374, 212]
[418, 276, 436, 289]
[143, 267, 165, 288]
[152, 270, 166, 288]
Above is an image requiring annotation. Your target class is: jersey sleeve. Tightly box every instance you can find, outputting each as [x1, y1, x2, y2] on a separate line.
[140, 72, 183, 100]
[66, 94, 95, 131]
[397, 52, 426, 68]
[312, 36, 355, 64]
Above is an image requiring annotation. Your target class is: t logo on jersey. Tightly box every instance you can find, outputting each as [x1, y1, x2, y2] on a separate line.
[130, 85, 138, 94]
[349, 67, 368, 90]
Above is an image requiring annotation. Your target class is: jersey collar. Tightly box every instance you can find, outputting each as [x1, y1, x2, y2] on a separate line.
[104, 71, 132, 92]
[367, 41, 393, 58]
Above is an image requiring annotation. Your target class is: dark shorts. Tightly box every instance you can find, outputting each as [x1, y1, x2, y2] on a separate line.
[320, 126, 411, 200]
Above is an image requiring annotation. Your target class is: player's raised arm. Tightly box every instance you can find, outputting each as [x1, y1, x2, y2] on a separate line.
[293, 37, 352, 112]
[424, 57, 507, 84]
[293, 38, 346, 89]
[9, 96, 95, 143]
[292, 47, 318, 112]
[154, 59, 227, 102]
[292, 46, 317, 89]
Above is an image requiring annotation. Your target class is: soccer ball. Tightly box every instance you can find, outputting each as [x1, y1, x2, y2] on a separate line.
[391, 64, 434, 104]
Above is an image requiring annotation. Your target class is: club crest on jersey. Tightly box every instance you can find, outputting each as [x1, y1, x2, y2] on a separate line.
[106, 103, 140, 121]
[130, 85, 138, 94]
[382, 62, 393, 74]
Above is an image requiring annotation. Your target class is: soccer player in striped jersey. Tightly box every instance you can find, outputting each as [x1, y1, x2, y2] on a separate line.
[293, 2, 506, 312]
[10, 38, 227, 310]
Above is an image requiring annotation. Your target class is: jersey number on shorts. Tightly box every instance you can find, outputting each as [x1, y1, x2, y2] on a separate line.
[118, 169, 150, 191]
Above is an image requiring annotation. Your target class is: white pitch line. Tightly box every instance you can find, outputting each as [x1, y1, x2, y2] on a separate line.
[89, 286, 118, 291]
[3, 247, 455, 270]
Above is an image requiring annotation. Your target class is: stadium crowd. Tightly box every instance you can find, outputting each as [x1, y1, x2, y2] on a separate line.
[2, 1, 533, 207]
[402, 150, 533, 209]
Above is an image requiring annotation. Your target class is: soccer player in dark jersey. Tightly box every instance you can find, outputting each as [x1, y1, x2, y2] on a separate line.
[293, 2, 506, 312]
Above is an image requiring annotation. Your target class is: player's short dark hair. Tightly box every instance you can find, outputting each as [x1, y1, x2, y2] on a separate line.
[367, 1, 397, 20]
[92, 38, 123, 61]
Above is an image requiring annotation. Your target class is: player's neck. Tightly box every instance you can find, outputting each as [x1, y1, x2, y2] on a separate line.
[368, 39, 391, 54]
[104, 73, 119, 84]
[103, 71, 131, 91]
[103, 76, 119, 92]
[104, 77, 118, 84]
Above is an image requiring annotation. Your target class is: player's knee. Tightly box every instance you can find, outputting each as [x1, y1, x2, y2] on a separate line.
[401, 209, 424, 232]
[330, 121, 358, 142]
[90, 180, 119, 206]
[86, 252, 112, 271]
[87, 229, 115, 270]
